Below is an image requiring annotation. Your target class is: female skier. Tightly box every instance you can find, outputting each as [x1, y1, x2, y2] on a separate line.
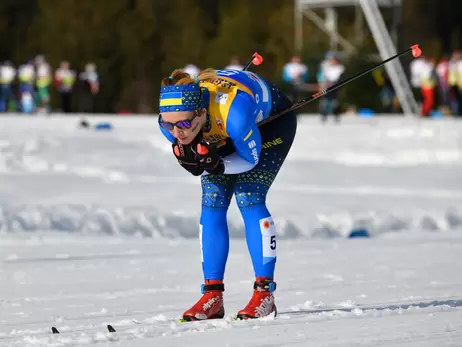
[158, 67, 297, 321]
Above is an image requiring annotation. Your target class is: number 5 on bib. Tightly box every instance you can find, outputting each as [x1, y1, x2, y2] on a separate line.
[260, 217, 276, 264]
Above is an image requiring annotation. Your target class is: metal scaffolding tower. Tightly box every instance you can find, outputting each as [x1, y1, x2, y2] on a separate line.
[295, 0, 419, 115]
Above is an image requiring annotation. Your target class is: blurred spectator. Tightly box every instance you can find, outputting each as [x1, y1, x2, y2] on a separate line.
[436, 56, 450, 113]
[317, 52, 345, 122]
[0, 61, 16, 112]
[420, 57, 437, 117]
[282, 55, 308, 106]
[410, 55, 426, 108]
[373, 68, 399, 113]
[183, 64, 200, 78]
[225, 56, 244, 70]
[79, 63, 100, 113]
[34, 55, 52, 113]
[448, 50, 462, 116]
[54, 61, 76, 113]
[18, 60, 36, 113]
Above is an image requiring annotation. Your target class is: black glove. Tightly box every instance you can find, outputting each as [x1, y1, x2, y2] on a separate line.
[193, 140, 225, 175]
[172, 140, 204, 176]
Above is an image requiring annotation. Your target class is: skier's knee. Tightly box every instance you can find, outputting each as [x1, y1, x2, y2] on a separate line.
[234, 186, 267, 210]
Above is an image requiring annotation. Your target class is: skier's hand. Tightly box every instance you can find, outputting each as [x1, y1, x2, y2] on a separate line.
[193, 140, 225, 176]
[172, 140, 204, 176]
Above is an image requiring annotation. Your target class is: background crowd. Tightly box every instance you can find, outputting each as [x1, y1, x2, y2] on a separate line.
[1, 0, 461, 118]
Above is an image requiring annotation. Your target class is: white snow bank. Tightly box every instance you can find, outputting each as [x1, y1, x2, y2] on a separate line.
[0, 115, 462, 169]
[1, 204, 461, 238]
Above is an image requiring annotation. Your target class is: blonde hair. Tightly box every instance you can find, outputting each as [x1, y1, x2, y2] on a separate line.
[161, 68, 219, 86]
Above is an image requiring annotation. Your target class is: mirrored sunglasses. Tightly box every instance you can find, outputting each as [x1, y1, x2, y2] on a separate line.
[158, 111, 199, 131]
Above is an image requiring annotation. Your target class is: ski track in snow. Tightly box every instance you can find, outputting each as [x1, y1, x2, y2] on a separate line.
[2, 298, 462, 344]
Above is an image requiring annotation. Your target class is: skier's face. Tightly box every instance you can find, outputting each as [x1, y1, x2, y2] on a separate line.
[159, 109, 205, 145]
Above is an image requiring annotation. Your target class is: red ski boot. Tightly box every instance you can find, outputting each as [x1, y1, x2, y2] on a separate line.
[182, 280, 225, 321]
[236, 277, 277, 320]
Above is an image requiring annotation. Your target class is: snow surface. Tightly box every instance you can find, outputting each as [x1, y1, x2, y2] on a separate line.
[1, 114, 462, 346]
[1, 235, 462, 346]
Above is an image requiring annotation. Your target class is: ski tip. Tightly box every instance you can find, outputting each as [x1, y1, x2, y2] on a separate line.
[51, 326, 59, 334]
[107, 324, 116, 332]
